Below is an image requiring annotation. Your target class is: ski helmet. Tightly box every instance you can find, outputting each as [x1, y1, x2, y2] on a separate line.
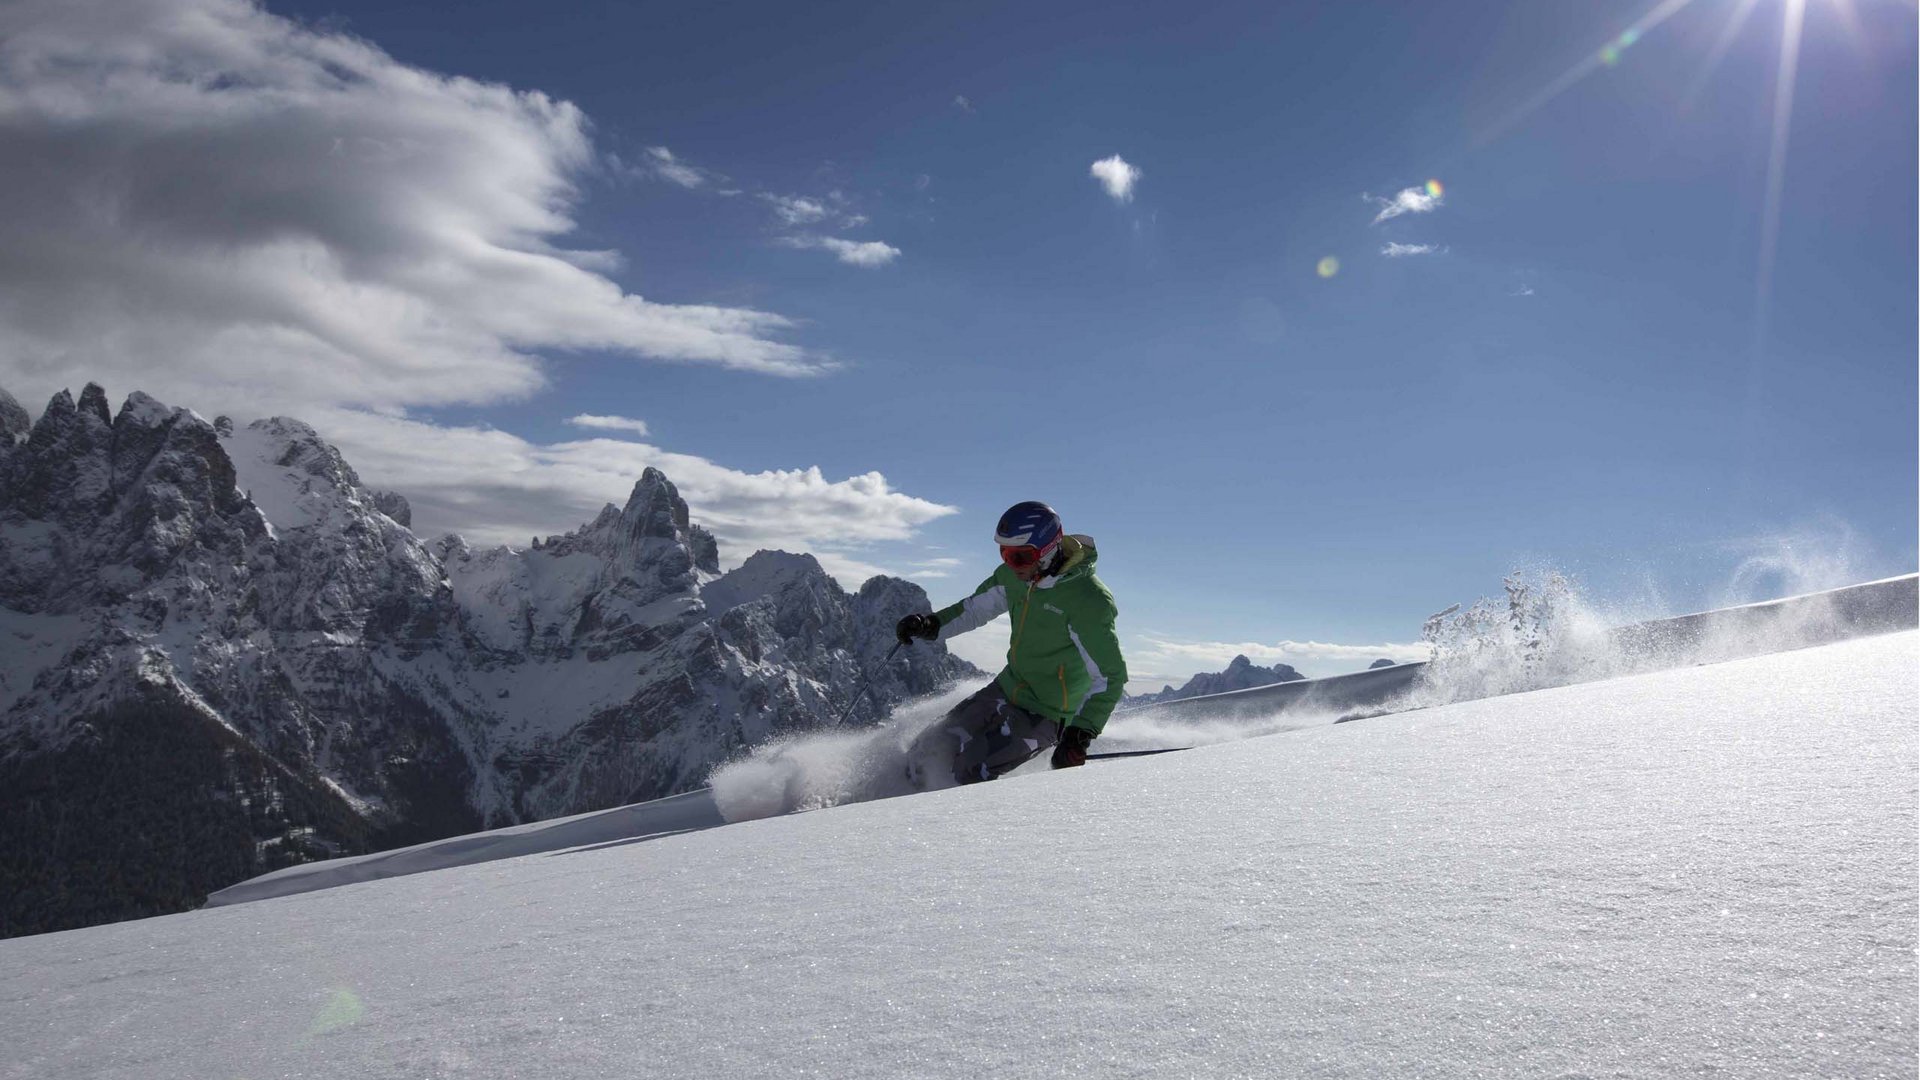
[995, 501, 1063, 561]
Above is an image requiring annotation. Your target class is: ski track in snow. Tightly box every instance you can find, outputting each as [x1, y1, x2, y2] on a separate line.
[1, 631, 1913, 1080]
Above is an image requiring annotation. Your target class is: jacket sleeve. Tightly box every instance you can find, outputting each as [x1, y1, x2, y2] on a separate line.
[1067, 591, 1128, 735]
[933, 573, 1008, 639]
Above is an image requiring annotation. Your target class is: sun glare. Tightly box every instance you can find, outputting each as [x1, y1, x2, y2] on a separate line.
[1479, 0, 1875, 350]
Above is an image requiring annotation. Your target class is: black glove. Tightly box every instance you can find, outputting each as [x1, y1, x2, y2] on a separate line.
[895, 612, 940, 645]
[1052, 725, 1094, 769]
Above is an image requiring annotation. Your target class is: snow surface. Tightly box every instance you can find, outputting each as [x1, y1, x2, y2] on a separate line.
[223, 422, 323, 533]
[2, 631, 1913, 1079]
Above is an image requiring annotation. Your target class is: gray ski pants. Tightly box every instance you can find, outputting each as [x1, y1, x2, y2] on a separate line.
[935, 681, 1062, 785]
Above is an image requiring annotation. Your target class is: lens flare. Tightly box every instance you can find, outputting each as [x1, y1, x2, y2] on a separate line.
[1424, 179, 1444, 199]
[305, 988, 366, 1040]
[1316, 256, 1340, 279]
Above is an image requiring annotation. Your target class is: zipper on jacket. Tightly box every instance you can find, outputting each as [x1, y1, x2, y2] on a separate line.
[1011, 579, 1035, 662]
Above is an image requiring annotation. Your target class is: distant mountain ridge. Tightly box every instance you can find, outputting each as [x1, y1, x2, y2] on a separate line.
[0, 382, 975, 937]
[1124, 654, 1305, 707]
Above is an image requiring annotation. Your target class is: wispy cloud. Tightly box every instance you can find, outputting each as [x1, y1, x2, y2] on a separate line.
[642, 146, 717, 189]
[1090, 155, 1142, 203]
[0, 0, 830, 418]
[953, 94, 975, 113]
[760, 194, 832, 226]
[566, 414, 650, 437]
[1510, 284, 1536, 297]
[779, 235, 902, 268]
[902, 556, 965, 580]
[1381, 242, 1446, 257]
[1367, 181, 1445, 224]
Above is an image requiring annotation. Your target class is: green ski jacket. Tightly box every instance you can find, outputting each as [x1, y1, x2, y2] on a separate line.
[932, 534, 1129, 735]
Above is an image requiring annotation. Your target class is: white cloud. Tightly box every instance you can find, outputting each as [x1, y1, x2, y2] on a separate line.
[779, 236, 902, 268]
[0, 0, 830, 418]
[309, 408, 958, 586]
[1367, 184, 1444, 224]
[953, 95, 975, 112]
[642, 146, 715, 189]
[566, 413, 650, 437]
[1381, 242, 1445, 257]
[840, 214, 870, 229]
[1090, 155, 1142, 203]
[760, 194, 831, 226]
[1132, 634, 1431, 681]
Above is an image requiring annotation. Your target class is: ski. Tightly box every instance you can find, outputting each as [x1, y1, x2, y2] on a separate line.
[1086, 746, 1191, 760]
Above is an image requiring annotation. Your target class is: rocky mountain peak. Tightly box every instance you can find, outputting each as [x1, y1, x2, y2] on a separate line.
[0, 386, 30, 445]
[76, 382, 112, 428]
[621, 467, 688, 538]
[1122, 653, 1305, 709]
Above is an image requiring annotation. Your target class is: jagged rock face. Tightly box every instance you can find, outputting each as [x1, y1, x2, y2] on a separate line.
[0, 383, 975, 934]
[1125, 654, 1304, 707]
[0, 387, 30, 445]
[0, 386, 264, 615]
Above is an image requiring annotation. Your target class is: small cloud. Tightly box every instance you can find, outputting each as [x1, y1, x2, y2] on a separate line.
[760, 194, 831, 226]
[1510, 284, 1536, 297]
[839, 213, 870, 229]
[1381, 242, 1446, 257]
[953, 94, 975, 112]
[1367, 179, 1445, 224]
[566, 414, 650, 437]
[1090, 155, 1141, 203]
[644, 146, 714, 189]
[780, 235, 902, 267]
[914, 174, 932, 191]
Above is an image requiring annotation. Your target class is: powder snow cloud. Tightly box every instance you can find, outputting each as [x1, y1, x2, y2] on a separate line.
[0, 0, 829, 422]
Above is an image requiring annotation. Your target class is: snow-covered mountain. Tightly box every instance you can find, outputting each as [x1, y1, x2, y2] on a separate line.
[1124, 653, 1304, 706]
[0, 383, 974, 937]
[2, 630, 1910, 1079]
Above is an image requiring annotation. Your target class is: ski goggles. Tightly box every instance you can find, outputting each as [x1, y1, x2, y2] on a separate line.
[999, 541, 1056, 571]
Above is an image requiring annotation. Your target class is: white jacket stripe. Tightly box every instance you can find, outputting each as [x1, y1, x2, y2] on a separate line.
[939, 584, 1008, 639]
[1067, 626, 1106, 717]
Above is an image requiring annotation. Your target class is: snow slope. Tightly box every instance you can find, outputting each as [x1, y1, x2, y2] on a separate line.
[3, 631, 1912, 1079]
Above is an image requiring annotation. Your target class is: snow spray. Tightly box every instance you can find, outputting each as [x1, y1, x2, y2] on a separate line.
[708, 684, 975, 822]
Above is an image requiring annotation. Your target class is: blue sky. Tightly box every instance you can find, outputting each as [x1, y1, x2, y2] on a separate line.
[2, 0, 1913, 687]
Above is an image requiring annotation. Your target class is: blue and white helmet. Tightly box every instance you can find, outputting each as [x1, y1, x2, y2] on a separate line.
[995, 501, 1063, 557]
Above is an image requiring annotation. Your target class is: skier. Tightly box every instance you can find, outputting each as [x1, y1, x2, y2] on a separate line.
[896, 501, 1128, 784]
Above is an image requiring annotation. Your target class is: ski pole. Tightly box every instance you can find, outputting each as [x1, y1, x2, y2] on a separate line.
[833, 641, 903, 726]
[1085, 746, 1192, 760]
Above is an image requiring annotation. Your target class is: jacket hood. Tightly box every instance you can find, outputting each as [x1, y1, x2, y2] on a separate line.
[1044, 534, 1098, 586]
